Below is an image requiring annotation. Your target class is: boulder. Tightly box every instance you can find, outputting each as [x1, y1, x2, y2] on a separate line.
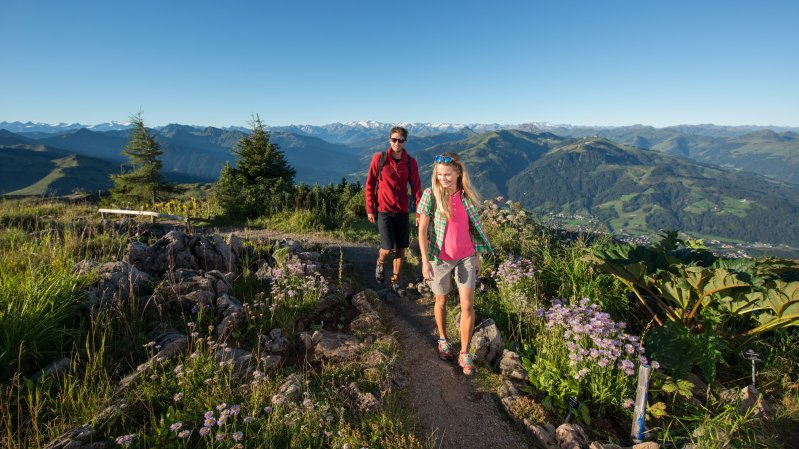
[499, 350, 529, 381]
[271, 373, 302, 405]
[555, 423, 588, 449]
[469, 319, 502, 365]
[311, 331, 363, 362]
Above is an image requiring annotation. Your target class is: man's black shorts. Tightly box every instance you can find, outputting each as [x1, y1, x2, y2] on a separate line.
[377, 212, 410, 250]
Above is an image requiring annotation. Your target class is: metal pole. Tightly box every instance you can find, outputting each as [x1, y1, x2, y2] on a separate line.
[631, 364, 652, 443]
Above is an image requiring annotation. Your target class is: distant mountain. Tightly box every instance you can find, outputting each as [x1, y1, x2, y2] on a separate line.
[0, 142, 118, 196]
[650, 130, 799, 184]
[542, 125, 799, 183]
[0, 121, 133, 133]
[417, 130, 799, 247]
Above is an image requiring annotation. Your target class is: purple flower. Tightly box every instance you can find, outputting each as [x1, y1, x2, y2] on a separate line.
[232, 431, 243, 441]
[169, 422, 183, 432]
[216, 432, 226, 441]
[622, 398, 634, 409]
[229, 404, 241, 415]
[199, 427, 211, 437]
[178, 430, 191, 438]
[263, 406, 273, 414]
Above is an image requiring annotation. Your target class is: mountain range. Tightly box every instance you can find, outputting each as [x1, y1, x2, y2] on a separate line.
[2, 120, 799, 248]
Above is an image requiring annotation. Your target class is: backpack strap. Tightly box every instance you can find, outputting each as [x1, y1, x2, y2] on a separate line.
[376, 152, 388, 181]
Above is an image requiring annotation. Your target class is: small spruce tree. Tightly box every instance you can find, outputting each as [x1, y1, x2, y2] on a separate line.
[214, 116, 296, 219]
[110, 113, 178, 208]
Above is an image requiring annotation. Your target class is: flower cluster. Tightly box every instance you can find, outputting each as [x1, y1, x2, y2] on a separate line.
[495, 254, 539, 312]
[480, 197, 530, 229]
[542, 299, 647, 378]
[269, 268, 329, 307]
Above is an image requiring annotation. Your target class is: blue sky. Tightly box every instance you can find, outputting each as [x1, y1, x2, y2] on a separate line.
[2, 0, 797, 128]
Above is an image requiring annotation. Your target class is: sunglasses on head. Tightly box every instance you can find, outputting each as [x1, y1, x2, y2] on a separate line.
[390, 138, 407, 143]
[435, 155, 454, 164]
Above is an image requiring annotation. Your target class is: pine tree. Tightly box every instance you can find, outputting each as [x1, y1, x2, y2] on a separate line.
[214, 116, 296, 219]
[110, 113, 178, 208]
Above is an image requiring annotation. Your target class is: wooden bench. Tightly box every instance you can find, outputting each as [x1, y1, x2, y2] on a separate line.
[98, 208, 191, 231]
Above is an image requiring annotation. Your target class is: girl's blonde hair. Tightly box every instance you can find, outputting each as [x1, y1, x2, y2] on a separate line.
[431, 152, 480, 219]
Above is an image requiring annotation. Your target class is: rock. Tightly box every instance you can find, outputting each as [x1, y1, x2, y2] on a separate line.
[215, 347, 252, 373]
[361, 350, 389, 368]
[590, 443, 624, 449]
[30, 357, 71, 383]
[269, 328, 283, 340]
[632, 443, 660, 449]
[343, 382, 382, 415]
[739, 385, 771, 418]
[215, 311, 245, 339]
[80, 261, 154, 310]
[500, 380, 520, 399]
[272, 373, 302, 404]
[499, 350, 529, 381]
[298, 251, 320, 261]
[261, 355, 281, 370]
[555, 423, 588, 449]
[470, 319, 502, 365]
[297, 332, 314, 350]
[270, 336, 289, 353]
[215, 294, 243, 315]
[352, 289, 379, 313]
[350, 311, 382, 335]
[311, 331, 363, 362]
[527, 423, 558, 449]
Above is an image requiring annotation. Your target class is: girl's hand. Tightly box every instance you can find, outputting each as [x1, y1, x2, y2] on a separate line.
[475, 256, 482, 277]
[422, 261, 434, 281]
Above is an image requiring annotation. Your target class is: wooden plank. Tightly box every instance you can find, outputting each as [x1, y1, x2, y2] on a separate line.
[98, 208, 188, 222]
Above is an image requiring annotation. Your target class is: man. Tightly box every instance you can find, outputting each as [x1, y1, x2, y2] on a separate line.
[365, 126, 422, 290]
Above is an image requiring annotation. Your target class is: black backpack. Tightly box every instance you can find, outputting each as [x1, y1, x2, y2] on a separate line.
[374, 152, 416, 212]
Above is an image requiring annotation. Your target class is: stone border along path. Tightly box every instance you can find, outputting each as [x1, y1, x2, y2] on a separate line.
[243, 230, 534, 449]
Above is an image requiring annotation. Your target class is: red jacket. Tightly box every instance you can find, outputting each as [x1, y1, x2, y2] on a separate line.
[365, 148, 422, 214]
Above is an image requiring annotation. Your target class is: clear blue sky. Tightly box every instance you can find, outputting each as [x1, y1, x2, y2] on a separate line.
[2, 0, 797, 128]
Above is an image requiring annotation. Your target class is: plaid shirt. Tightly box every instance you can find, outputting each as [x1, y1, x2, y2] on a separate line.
[418, 187, 492, 262]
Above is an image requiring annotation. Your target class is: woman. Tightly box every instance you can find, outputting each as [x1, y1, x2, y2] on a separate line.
[417, 152, 492, 376]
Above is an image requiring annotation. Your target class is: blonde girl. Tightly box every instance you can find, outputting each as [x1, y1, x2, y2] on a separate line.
[417, 152, 492, 376]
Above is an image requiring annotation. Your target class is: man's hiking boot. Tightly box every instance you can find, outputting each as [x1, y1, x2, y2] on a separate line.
[375, 261, 385, 284]
[437, 338, 454, 361]
[459, 352, 476, 376]
[390, 275, 400, 292]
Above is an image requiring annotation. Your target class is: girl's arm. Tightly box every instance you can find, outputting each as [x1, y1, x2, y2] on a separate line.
[418, 213, 434, 280]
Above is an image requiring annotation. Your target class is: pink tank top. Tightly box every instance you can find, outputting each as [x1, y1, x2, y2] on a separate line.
[439, 190, 476, 261]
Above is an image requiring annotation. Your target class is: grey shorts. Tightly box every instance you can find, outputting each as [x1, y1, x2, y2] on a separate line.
[429, 254, 478, 296]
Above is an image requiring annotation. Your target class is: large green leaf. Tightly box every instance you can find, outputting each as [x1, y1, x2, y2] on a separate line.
[743, 280, 799, 335]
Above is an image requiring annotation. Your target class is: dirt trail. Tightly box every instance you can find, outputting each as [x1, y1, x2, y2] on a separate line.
[239, 231, 533, 448]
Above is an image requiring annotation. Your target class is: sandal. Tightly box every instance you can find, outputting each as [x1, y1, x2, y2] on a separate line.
[436, 338, 453, 361]
[390, 275, 400, 291]
[458, 352, 476, 376]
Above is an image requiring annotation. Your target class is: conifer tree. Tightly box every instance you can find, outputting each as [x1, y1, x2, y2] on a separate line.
[214, 116, 296, 219]
[110, 113, 178, 208]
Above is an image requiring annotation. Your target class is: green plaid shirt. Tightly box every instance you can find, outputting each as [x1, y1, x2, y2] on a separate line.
[418, 187, 492, 262]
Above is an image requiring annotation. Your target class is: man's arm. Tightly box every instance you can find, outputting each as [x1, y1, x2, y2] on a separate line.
[365, 154, 379, 223]
[410, 158, 423, 225]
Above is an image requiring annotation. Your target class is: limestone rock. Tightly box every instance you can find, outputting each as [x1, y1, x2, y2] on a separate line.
[470, 319, 502, 365]
[499, 350, 529, 381]
[272, 373, 302, 405]
[311, 330, 362, 362]
[555, 423, 588, 449]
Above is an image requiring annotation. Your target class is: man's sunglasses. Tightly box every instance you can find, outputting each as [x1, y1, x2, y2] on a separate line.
[390, 138, 407, 144]
[435, 155, 454, 164]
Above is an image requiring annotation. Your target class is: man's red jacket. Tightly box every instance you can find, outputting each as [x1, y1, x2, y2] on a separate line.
[365, 148, 422, 214]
